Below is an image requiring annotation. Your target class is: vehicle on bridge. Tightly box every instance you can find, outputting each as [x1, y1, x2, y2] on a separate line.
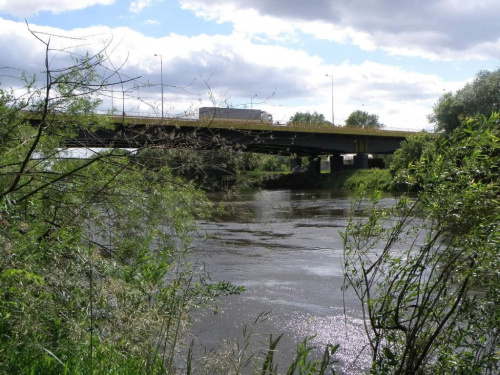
[199, 107, 273, 123]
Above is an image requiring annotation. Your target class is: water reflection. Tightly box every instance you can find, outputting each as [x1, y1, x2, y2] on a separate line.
[210, 189, 356, 223]
[191, 189, 384, 374]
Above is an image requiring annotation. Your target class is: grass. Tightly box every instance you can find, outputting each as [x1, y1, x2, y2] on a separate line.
[261, 169, 392, 191]
[327, 169, 391, 191]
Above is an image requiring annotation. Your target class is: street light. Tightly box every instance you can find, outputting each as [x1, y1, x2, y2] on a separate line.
[251, 94, 257, 109]
[325, 74, 334, 126]
[154, 54, 164, 122]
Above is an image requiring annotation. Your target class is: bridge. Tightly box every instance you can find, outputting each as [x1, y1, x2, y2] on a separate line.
[31, 113, 421, 173]
[69, 114, 416, 149]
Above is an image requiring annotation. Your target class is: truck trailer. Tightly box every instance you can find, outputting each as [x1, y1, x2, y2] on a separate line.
[199, 107, 273, 123]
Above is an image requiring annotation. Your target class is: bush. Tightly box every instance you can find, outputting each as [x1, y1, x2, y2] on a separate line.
[344, 113, 500, 374]
[389, 131, 436, 190]
[0, 34, 243, 373]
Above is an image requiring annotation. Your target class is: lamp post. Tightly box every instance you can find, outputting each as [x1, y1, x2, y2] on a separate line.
[251, 94, 257, 109]
[325, 74, 334, 126]
[154, 54, 164, 122]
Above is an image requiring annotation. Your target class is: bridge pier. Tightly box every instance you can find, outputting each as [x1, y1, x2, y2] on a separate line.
[354, 153, 369, 169]
[307, 156, 321, 174]
[290, 155, 322, 174]
[290, 157, 302, 173]
[329, 154, 344, 173]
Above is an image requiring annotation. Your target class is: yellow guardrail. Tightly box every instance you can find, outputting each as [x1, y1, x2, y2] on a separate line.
[105, 115, 422, 138]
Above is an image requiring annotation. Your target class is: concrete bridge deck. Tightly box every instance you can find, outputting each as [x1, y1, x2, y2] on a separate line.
[64, 115, 421, 156]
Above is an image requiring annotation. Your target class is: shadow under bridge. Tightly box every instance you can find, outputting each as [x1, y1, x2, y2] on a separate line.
[67, 117, 417, 158]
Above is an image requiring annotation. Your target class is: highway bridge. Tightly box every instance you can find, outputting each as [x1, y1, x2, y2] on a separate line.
[64, 115, 418, 157]
[27, 113, 422, 173]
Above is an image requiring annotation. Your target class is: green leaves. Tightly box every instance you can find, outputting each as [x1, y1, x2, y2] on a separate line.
[0, 37, 237, 374]
[430, 69, 500, 133]
[1, 268, 45, 286]
[344, 113, 500, 374]
[288, 111, 332, 127]
[345, 110, 384, 129]
[285, 336, 338, 375]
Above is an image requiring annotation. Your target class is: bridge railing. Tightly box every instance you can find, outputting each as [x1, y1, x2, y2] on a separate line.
[94, 108, 435, 134]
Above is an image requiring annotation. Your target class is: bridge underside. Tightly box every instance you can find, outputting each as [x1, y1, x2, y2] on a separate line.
[67, 123, 407, 157]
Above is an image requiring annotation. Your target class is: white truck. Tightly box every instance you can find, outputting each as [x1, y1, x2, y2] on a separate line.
[199, 107, 273, 123]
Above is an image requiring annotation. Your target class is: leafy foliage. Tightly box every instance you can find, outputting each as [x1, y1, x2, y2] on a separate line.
[288, 111, 332, 126]
[336, 169, 391, 191]
[344, 113, 500, 374]
[389, 131, 436, 188]
[132, 149, 289, 192]
[430, 69, 500, 133]
[0, 25, 349, 375]
[345, 110, 384, 129]
[0, 32, 244, 374]
[428, 92, 462, 133]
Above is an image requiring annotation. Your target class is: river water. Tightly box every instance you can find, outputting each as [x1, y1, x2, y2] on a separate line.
[189, 189, 397, 374]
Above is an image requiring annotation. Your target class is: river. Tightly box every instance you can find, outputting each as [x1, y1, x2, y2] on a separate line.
[189, 189, 398, 374]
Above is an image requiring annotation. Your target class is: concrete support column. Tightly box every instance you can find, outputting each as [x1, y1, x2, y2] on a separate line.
[307, 155, 321, 174]
[329, 154, 344, 173]
[290, 157, 302, 173]
[354, 153, 369, 169]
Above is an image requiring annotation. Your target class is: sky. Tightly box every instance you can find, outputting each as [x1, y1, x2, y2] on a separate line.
[1, 0, 499, 130]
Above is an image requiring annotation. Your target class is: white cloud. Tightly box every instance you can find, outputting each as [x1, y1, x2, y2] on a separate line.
[0, 18, 465, 129]
[129, 0, 151, 14]
[179, 0, 500, 61]
[0, 0, 114, 18]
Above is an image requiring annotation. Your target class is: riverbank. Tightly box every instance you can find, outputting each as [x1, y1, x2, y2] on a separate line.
[261, 169, 392, 191]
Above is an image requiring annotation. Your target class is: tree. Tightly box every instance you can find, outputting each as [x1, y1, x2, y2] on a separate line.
[430, 69, 500, 133]
[0, 29, 243, 373]
[288, 111, 332, 126]
[344, 113, 500, 374]
[389, 131, 436, 184]
[345, 110, 384, 129]
[428, 92, 462, 133]
[0, 27, 342, 374]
